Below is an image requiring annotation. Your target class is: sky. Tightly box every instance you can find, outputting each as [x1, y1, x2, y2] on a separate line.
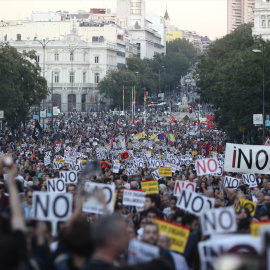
[0, 0, 227, 40]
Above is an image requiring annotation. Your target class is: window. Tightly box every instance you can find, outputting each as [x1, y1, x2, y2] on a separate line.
[131, 2, 141, 7]
[120, 21, 126, 27]
[16, 34, 21, 41]
[95, 56, 99, 63]
[70, 72, 75, 83]
[262, 16, 266, 28]
[130, 9, 141, 15]
[70, 52, 74, 61]
[36, 55, 40, 62]
[92, 36, 99, 42]
[83, 72, 86, 83]
[54, 72, 59, 83]
[83, 52, 87, 61]
[54, 53, 59, 61]
[4, 35, 7, 41]
[94, 73, 99, 84]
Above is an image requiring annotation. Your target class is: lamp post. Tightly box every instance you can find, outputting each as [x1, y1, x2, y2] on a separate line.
[34, 38, 51, 113]
[253, 44, 265, 141]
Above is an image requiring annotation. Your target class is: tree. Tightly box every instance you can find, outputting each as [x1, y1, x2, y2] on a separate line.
[0, 44, 48, 130]
[98, 69, 137, 108]
[195, 24, 270, 143]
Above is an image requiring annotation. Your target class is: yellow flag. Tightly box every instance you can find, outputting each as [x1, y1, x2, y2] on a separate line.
[169, 134, 176, 142]
[133, 131, 146, 139]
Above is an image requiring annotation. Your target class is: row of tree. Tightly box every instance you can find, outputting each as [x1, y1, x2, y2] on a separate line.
[98, 38, 198, 107]
[195, 24, 270, 143]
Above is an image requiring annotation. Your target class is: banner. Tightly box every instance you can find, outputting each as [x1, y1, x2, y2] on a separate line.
[176, 190, 215, 216]
[236, 198, 257, 217]
[82, 182, 115, 214]
[199, 234, 262, 270]
[195, 158, 218, 176]
[154, 218, 190, 253]
[32, 192, 72, 221]
[123, 189, 146, 207]
[224, 143, 270, 174]
[250, 220, 270, 236]
[173, 180, 196, 196]
[128, 239, 160, 264]
[223, 176, 240, 188]
[141, 180, 159, 194]
[200, 207, 237, 236]
[159, 167, 172, 177]
[32, 120, 43, 141]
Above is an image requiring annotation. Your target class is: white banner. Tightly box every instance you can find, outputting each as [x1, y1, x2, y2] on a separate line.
[224, 143, 270, 174]
[223, 176, 240, 188]
[199, 234, 262, 270]
[200, 207, 237, 236]
[242, 173, 257, 188]
[128, 239, 160, 264]
[32, 192, 72, 221]
[123, 189, 146, 207]
[176, 190, 215, 216]
[195, 158, 219, 176]
[82, 182, 115, 214]
[59, 170, 78, 183]
[47, 178, 66, 193]
[173, 180, 197, 196]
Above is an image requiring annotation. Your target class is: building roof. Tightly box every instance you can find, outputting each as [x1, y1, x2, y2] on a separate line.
[164, 8, 170, 20]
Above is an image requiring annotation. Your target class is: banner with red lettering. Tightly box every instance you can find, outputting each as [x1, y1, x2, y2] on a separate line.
[224, 143, 270, 174]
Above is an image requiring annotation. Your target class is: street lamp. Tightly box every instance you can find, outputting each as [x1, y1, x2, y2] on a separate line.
[34, 37, 51, 112]
[252, 44, 265, 141]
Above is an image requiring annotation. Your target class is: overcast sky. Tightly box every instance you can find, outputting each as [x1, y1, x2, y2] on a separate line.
[0, 0, 227, 40]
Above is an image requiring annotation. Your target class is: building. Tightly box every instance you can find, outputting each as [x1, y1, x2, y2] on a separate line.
[227, 0, 255, 34]
[116, 0, 165, 59]
[252, 0, 270, 40]
[0, 17, 135, 113]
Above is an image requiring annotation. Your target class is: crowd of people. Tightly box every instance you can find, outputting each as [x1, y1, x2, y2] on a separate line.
[0, 111, 268, 270]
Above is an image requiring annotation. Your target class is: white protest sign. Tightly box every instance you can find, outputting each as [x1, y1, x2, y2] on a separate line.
[242, 173, 257, 187]
[224, 176, 240, 188]
[224, 143, 270, 174]
[164, 162, 179, 173]
[113, 163, 120, 173]
[123, 189, 146, 207]
[128, 239, 160, 264]
[82, 182, 115, 214]
[176, 190, 215, 216]
[65, 157, 76, 164]
[53, 161, 64, 170]
[32, 192, 72, 221]
[73, 162, 82, 171]
[199, 234, 262, 270]
[133, 158, 144, 168]
[126, 168, 136, 176]
[173, 180, 197, 196]
[195, 158, 218, 176]
[200, 207, 237, 236]
[210, 165, 223, 177]
[44, 156, 51, 166]
[151, 169, 161, 180]
[47, 178, 66, 193]
[147, 158, 164, 168]
[59, 170, 78, 183]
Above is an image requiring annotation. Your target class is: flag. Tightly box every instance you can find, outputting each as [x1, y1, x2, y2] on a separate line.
[169, 134, 176, 142]
[123, 87, 125, 101]
[32, 120, 42, 141]
[218, 143, 223, 153]
[204, 141, 210, 157]
[213, 144, 218, 152]
[30, 149, 35, 162]
[144, 89, 146, 103]
[119, 151, 130, 161]
[76, 135, 82, 152]
[157, 134, 164, 140]
[171, 117, 177, 123]
[133, 130, 146, 139]
[125, 131, 129, 146]
[111, 132, 114, 148]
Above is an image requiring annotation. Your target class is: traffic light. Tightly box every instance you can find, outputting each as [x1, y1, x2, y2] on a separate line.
[189, 106, 192, 113]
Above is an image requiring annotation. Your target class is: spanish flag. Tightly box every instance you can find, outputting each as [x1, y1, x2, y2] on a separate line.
[133, 130, 146, 139]
[76, 135, 82, 152]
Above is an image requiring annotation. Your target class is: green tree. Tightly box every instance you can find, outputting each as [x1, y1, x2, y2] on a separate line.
[98, 69, 137, 108]
[0, 44, 48, 130]
[195, 24, 269, 143]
